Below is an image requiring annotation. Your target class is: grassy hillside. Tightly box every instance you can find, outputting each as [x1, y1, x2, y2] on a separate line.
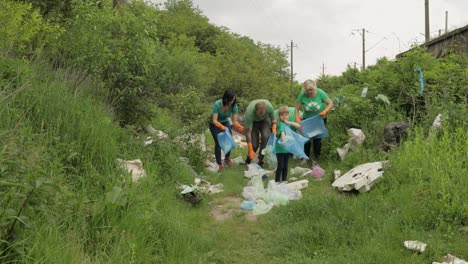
[1, 55, 466, 263]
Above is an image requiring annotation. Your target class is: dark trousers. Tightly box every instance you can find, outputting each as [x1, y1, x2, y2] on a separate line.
[275, 153, 290, 182]
[209, 121, 231, 165]
[246, 119, 271, 164]
[304, 118, 327, 161]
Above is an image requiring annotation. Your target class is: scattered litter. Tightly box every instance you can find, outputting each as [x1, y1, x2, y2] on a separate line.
[231, 156, 244, 164]
[334, 170, 341, 180]
[240, 200, 256, 211]
[433, 254, 468, 264]
[117, 159, 146, 182]
[380, 122, 409, 152]
[205, 161, 220, 173]
[146, 125, 169, 139]
[286, 179, 309, 191]
[432, 114, 442, 129]
[244, 163, 274, 178]
[332, 161, 388, 192]
[403, 240, 427, 253]
[143, 137, 154, 146]
[207, 183, 224, 194]
[290, 166, 312, 177]
[252, 200, 274, 215]
[337, 128, 366, 160]
[311, 165, 325, 180]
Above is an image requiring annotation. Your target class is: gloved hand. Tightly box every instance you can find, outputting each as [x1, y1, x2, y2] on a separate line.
[271, 123, 277, 135]
[214, 121, 226, 131]
[295, 115, 301, 123]
[233, 122, 244, 133]
[319, 109, 329, 117]
[247, 142, 255, 160]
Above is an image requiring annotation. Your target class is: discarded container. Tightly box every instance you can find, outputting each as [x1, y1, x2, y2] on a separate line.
[403, 240, 427, 252]
[300, 115, 329, 139]
[334, 170, 341, 180]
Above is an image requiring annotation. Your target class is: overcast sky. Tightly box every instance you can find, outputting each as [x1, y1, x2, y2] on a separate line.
[149, 0, 468, 81]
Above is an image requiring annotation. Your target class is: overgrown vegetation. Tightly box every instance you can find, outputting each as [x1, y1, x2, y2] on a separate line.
[0, 0, 466, 263]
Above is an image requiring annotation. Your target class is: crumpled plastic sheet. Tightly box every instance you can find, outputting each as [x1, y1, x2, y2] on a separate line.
[252, 200, 274, 216]
[244, 164, 274, 178]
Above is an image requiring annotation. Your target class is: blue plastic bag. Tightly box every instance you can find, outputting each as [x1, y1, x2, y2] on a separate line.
[300, 115, 329, 139]
[278, 126, 309, 160]
[262, 134, 277, 168]
[217, 128, 236, 154]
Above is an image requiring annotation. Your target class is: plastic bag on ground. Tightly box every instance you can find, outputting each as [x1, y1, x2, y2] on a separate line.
[244, 164, 274, 178]
[311, 165, 325, 180]
[252, 200, 274, 215]
[240, 200, 256, 211]
[264, 181, 289, 206]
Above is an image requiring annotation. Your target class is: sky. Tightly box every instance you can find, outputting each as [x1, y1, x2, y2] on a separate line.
[149, 0, 468, 82]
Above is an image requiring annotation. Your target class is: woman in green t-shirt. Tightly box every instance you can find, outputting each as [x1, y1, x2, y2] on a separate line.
[294, 79, 334, 164]
[210, 90, 244, 172]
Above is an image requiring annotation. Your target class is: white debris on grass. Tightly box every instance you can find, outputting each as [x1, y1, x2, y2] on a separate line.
[432, 254, 468, 264]
[332, 161, 388, 193]
[242, 175, 309, 215]
[117, 159, 146, 182]
[244, 164, 274, 178]
[337, 128, 366, 160]
[403, 240, 427, 252]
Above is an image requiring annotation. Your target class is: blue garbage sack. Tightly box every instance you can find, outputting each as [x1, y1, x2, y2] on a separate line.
[300, 115, 329, 139]
[217, 128, 236, 154]
[278, 126, 309, 160]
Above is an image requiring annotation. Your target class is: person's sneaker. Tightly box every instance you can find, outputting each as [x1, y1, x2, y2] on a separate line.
[218, 164, 224, 172]
[224, 157, 232, 166]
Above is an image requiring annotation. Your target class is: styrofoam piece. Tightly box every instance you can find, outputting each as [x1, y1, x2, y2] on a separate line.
[286, 179, 309, 191]
[432, 254, 468, 264]
[332, 161, 387, 192]
[404, 240, 427, 252]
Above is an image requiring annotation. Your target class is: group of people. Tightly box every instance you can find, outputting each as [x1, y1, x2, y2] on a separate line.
[209, 79, 334, 183]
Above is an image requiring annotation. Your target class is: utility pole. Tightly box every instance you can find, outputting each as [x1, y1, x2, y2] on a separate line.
[445, 11, 448, 34]
[287, 40, 297, 98]
[425, 0, 430, 42]
[321, 62, 326, 76]
[362, 28, 365, 71]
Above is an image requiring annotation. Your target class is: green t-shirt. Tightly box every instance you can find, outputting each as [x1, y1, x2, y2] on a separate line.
[296, 88, 329, 119]
[211, 99, 238, 123]
[244, 99, 274, 128]
[274, 107, 297, 132]
[275, 121, 288, 153]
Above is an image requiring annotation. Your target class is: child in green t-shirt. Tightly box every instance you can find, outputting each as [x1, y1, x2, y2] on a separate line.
[275, 105, 302, 183]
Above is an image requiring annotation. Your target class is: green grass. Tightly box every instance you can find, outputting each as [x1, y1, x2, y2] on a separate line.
[1, 55, 466, 263]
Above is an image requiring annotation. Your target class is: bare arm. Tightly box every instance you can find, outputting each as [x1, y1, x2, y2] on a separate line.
[284, 120, 302, 129]
[323, 98, 334, 112]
